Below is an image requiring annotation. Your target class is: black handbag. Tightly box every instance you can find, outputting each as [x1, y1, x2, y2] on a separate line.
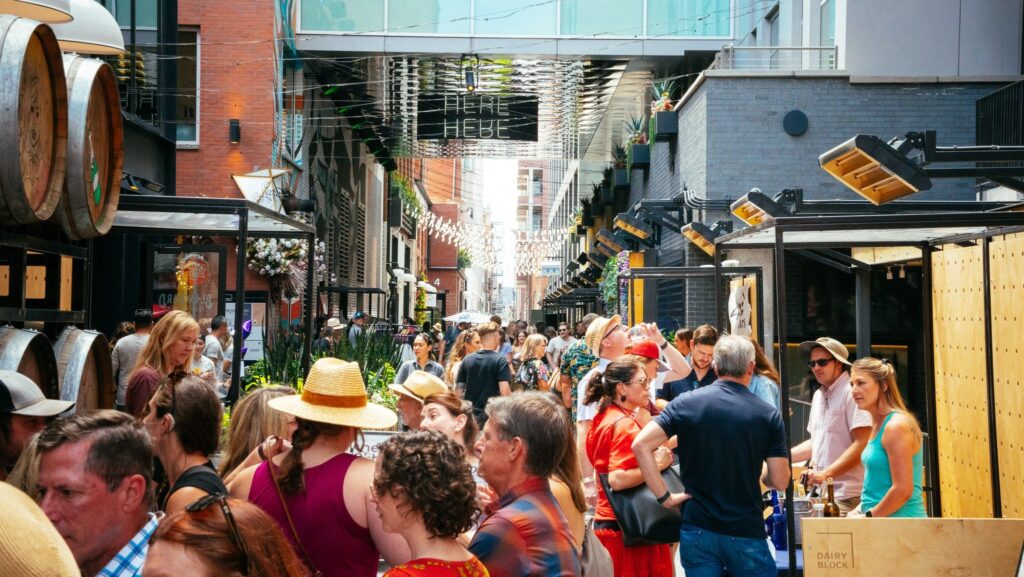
[598, 466, 685, 546]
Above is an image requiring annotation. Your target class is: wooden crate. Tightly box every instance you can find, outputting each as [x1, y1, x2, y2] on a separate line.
[803, 518, 1024, 576]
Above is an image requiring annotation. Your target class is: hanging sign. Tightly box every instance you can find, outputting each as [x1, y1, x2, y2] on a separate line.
[417, 93, 538, 141]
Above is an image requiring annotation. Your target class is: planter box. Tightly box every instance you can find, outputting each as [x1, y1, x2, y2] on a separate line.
[581, 211, 594, 228]
[387, 194, 403, 229]
[613, 168, 630, 190]
[652, 110, 678, 141]
[600, 183, 615, 205]
[628, 144, 650, 168]
[590, 199, 604, 219]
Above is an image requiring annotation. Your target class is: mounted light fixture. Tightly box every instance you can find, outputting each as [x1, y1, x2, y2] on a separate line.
[730, 188, 791, 226]
[596, 229, 626, 254]
[586, 250, 608, 268]
[229, 119, 241, 144]
[51, 0, 125, 54]
[576, 252, 589, 265]
[613, 211, 654, 241]
[819, 134, 932, 204]
[0, 0, 71, 22]
[463, 55, 479, 93]
[593, 239, 616, 258]
[681, 220, 733, 257]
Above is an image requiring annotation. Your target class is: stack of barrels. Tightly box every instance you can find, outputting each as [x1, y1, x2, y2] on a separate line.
[0, 9, 123, 412]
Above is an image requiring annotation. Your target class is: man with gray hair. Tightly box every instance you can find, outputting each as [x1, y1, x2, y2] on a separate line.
[37, 410, 156, 577]
[633, 335, 789, 577]
[470, 392, 581, 577]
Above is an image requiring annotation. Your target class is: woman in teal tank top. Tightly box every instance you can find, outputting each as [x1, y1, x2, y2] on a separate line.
[849, 357, 927, 518]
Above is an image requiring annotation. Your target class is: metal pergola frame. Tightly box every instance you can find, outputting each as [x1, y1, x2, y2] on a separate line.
[715, 210, 1024, 577]
[620, 266, 766, 345]
[111, 195, 317, 404]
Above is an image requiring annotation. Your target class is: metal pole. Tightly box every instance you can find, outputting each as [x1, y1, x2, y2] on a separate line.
[229, 209, 248, 405]
[981, 236, 1002, 517]
[713, 247, 723, 329]
[854, 266, 871, 358]
[302, 231, 315, 378]
[920, 243, 941, 517]
[774, 228, 796, 577]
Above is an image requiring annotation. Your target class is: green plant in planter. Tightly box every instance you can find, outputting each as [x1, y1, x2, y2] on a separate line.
[650, 79, 678, 113]
[612, 144, 627, 169]
[602, 166, 614, 185]
[625, 116, 648, 145]
[457, 248, 472, 270]
[392, 172, 421, 214]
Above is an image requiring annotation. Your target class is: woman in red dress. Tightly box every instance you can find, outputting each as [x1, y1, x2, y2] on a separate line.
[585, 360, 674, 577]
[373, 431, 488, 577]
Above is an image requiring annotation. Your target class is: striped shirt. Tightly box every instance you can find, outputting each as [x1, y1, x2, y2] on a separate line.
[97, 513, 160, 577]
[469, 477, 581, 577]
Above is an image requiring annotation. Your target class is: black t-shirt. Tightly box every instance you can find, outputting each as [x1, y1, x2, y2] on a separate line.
[658, 367, 718, 403]
[456, 349, 510, 423]
[162, 461, 227, 509]
[655, 379, 788, 539]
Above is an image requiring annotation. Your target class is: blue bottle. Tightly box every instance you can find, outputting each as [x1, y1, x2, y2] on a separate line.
[769, 490, 787, 551]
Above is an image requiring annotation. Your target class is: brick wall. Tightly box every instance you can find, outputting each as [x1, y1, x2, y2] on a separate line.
[176, 0, 278, 198]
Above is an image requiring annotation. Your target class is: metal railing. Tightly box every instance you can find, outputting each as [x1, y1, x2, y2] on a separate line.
[977, 80, 1023, 147]
[711, 45, 839, 72]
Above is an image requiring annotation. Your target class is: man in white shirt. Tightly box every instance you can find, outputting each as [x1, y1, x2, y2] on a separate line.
[204, 315, 229, 382]
[110, 309, 152, 411]
[791, 337, 872, 512]
[545, 322, 576, 372]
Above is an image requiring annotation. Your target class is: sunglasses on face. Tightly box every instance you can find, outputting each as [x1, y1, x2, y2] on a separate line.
[186, 493, 250, 574]
[807, 358, 833, 368]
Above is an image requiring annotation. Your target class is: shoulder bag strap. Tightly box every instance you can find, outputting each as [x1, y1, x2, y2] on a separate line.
[268, 459, 323, 577]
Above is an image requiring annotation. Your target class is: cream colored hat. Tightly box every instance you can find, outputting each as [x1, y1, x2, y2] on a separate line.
[798, 337, 852, 366]
[584, 314, 622, 357]
[268, 358, 397, 430]
[0, 482, 79, 577]
[389, 370, 447, 403]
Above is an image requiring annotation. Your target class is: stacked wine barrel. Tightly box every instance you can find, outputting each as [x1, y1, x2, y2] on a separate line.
[0, 14, 122, 239]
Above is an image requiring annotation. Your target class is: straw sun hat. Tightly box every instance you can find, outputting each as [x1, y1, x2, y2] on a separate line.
[584, 314, 622, 357]
[388, 370, 447, 403]
[268, 358, 397, 430]
[0, 482, 79, 577]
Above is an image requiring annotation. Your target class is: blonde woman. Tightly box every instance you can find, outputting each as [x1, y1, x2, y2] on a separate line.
[444, 329, 479, 386]
[849, 357, 926, 518]
[515, 334, 550, 391]
[219, 386, 298, 483]
[126, 310, 199, 418]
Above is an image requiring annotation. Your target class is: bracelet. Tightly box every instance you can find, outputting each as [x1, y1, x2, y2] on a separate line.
[656, 490, 671, 504]
[659, 341, 669, 350]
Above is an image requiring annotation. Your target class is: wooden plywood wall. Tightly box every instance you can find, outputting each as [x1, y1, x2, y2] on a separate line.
[931, 244, 992, 517]
[988, 232, 1024, 518]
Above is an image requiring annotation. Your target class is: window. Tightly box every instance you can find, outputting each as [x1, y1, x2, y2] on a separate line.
[766, 7, 779, 68]
[820, 0, 836, 68]
[531, 170, 542, 196]
[176, 28, 199, 146]
[531, 207, 542, 230]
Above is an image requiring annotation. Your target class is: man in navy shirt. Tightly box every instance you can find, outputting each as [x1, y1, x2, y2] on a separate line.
[633, 335, 790, 577]
[656, 324, 718, 409]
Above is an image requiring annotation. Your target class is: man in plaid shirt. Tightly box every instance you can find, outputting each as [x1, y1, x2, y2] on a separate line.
[38, 410, 159, 577]
[470, 393, 581, 577]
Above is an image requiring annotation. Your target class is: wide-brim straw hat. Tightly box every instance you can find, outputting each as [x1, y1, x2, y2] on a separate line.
[269, 358, 397, 430]
[798, 337, 852, 366]
[584, 314, 622, 357]
[0, 482, 79, 577]
[388, 370, 448, 403]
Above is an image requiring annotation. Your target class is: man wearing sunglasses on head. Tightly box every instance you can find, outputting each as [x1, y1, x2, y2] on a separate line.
[791, 337, 871, 513]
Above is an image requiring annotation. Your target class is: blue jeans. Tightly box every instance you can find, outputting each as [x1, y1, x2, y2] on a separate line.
[678, 523, 777, 577]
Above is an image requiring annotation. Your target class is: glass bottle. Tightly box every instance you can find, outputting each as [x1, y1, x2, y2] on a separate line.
[769, 490, 787, 550]
[823, 477, 841, 518]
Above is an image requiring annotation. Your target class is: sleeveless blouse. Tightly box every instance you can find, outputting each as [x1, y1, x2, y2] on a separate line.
[249, 453, 380, 577]
[861, 412, 926, 518]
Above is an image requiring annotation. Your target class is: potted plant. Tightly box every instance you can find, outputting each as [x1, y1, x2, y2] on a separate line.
[650, 80, 678, 141]
[601, 167, 615, 204]
[625, 116, 650, 170]
[581, 199, 595, 227]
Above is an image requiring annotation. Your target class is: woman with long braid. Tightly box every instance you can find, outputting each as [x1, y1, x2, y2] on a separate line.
[229, 358, 409, 576]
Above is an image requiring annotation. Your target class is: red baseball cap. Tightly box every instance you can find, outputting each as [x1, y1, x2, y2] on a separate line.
[627, 341, 671, 373]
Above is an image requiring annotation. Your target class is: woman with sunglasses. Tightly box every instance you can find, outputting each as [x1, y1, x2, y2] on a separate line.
[371, 431, 485, 577]
[584, 360, 674, 577]
[126, 310, 200, 419]
[142, 373, 227, 514]
[143, 494, 307, 577]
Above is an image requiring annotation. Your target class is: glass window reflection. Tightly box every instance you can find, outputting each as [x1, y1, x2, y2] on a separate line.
[389, 0, 471, 34]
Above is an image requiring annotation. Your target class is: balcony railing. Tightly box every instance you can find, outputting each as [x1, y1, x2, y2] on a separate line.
[711, 45, 839, 72]
[977, 81, 1023, 148]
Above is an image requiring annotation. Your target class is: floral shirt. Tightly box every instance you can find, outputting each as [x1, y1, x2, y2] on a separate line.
[385, 557, 490, 577]
[516, 358, 549, 391]
[558, 340, 598, 422]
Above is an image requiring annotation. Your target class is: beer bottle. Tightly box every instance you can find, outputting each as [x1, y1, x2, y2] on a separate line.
[823, 477, 841, 518]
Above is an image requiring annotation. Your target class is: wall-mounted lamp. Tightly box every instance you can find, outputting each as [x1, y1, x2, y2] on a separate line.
[229, 119, 241, 144]
[593, 239, 616, 259]
[613, 212, 654, 242]
[730, 188, 790, 226]
[586, 250, 608, 268]
[899, 265, 906, 279]
[680, 220, 733, 257]
[886, 266, 893, 280]
[819, 134, 931, 205]
[465, 69, 476, 93]
[596, 229, 627, 254]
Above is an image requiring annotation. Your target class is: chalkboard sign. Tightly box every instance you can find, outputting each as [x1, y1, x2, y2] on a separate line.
[417, 93, 538, 141]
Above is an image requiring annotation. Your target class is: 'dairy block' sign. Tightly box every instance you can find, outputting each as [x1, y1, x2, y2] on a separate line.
[417, 93, 538, 141]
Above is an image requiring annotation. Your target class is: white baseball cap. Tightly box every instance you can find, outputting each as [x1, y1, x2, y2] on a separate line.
[0, 371, 74, 417]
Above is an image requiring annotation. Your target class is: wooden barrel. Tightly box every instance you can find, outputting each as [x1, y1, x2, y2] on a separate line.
[54, 326, 113, 412]
[0, 16, 68, 225]
[56, 55, 122, 240]
[0, 326, 58, 399]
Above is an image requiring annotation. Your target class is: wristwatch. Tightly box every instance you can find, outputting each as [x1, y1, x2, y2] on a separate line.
[659, 341, 669, 350]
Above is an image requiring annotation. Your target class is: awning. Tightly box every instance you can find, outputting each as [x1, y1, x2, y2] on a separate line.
[417, 281, 437, 293]
[113, 195, 314, 237]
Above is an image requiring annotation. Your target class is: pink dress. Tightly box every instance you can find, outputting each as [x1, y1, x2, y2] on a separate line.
[249, 453, 380, 577]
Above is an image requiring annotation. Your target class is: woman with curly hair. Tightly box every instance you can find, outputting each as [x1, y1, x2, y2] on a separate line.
[444, 329, 480, 387]
[143, 495, 307, 577]
[371, 431, 486, 577]
[126, 310, 199, 418]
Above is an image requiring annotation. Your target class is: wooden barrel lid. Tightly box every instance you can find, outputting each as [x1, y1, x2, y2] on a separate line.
[55, 326, 113, 412]
[0, 326, 59, 399]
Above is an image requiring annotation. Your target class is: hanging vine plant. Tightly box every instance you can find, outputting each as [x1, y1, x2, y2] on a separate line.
[599, 253, 620, 313]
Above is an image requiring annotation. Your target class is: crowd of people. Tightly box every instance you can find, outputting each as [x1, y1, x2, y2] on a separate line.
[0, 307, 926, 577]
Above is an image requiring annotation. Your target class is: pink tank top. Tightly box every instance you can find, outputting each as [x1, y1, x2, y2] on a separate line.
[249, 453, 379, 577]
